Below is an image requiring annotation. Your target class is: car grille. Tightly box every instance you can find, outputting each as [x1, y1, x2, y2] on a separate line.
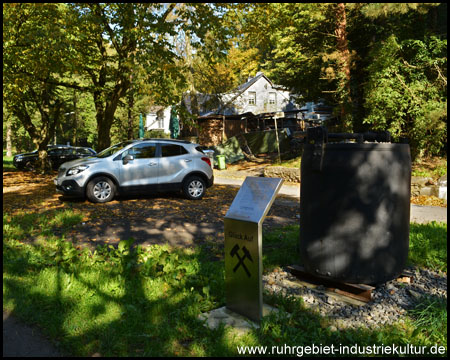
[58, 167, 66, 178]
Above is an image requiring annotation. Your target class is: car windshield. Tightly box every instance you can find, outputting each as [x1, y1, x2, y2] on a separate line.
[95, 141, 135, 158]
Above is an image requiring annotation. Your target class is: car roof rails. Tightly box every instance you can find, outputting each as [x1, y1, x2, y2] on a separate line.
[140, 138, 192, 144]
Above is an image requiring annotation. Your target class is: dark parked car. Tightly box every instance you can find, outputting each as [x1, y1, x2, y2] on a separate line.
[13, 145, 96, 170]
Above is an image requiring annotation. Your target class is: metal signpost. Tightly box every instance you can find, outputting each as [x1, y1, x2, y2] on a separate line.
[225, 177, 283, 323]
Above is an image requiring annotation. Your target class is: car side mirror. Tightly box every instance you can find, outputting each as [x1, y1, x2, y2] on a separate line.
[123, 154, 134, 165]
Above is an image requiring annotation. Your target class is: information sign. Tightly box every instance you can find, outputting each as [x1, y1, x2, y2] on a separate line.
[225, 177, 283, 322]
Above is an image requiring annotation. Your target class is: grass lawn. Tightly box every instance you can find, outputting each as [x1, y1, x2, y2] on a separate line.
[3, 151, 15, 170]
[2, 154, 447, 356]
[3, 210, 447, 356]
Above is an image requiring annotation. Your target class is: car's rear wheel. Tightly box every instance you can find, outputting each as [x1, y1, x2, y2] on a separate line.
[86, 176, 115, 203]
[24, 161, 35, 171]
[183, 176, 206, 200]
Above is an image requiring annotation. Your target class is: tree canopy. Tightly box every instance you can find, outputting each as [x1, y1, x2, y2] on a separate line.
[3, 3, 447, 163]
[230, 3, 447, 158]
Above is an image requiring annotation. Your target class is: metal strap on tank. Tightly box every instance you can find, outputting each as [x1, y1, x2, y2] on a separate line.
[326, 131, 391, 143]
[305, 126, 393, 172]
[307, 126, 328, 172]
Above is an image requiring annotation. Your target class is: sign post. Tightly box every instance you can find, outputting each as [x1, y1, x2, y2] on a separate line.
[224, 177, 283, 322]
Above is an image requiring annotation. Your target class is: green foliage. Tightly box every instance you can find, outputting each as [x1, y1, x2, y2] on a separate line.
[3, 3, 74, 170]
[3, 153, 15, 170]
[3, 3, 230, 152]
[363, 35, 447, 160]
[3, 3, 447, 160]
[145, 130, 170, 139]
[239, 3, 336, 102]
[231, 3, 447, 157]
[411, 156, 447, 179]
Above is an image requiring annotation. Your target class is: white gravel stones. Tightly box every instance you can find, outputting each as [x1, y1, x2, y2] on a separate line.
[263, 266, 447, 330]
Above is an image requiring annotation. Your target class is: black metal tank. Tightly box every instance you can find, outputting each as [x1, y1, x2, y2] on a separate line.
[299, 127, 411, 285]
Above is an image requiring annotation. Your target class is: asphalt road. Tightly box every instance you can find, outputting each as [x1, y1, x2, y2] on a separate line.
[214, 175, 447, 224]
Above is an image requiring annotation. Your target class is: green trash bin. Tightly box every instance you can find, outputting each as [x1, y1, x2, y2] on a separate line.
[217, 155, 226, 170]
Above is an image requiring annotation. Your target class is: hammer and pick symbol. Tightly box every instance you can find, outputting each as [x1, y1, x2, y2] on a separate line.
[230, 244, 253, 278]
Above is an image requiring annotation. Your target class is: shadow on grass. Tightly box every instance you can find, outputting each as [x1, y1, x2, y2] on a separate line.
[2, 206, 240, 356]
[3, 171, 447, 356]
[3, 236, 234, 356]
[4, 214, 448, 356]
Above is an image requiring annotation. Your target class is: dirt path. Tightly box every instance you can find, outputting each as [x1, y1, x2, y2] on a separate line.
[63, 186, 300, 250]
[3, 311, 63, 357]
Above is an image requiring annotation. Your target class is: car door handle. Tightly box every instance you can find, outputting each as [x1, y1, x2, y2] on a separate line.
[148, 162, 158, 166]
[184, 159, 192, 162]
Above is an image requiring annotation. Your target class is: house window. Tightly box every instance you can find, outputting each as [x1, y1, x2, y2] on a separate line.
[269, 92, 276, 105]
[156, 110, 164, 129]
[248, 91, 256, 105]
[157, 116, 164, 129]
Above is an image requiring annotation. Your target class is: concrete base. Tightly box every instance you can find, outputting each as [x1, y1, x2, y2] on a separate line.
[198, 304, 279, 336]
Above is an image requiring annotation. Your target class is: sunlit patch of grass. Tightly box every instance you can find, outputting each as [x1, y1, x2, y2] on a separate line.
[409, 222, 447, 272]
[271, 155, 301, 168]
[3, 202, 447, 356]
[409, 295, 447, 346]
[412, 156, 447, 179]
[3, 153, 15, 170]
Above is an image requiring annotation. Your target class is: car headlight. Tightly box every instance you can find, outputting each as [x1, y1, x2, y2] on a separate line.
[66, 165, 89, 176]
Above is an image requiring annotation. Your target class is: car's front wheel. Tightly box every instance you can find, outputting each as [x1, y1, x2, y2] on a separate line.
[183, 176, 206, 200]
[86, 176, 116, 203]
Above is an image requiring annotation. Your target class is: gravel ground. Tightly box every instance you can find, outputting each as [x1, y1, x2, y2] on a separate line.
[263, 266, 447, 331]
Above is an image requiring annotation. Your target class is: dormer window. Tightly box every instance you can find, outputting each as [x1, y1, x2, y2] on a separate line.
[248, 91, 256, 105]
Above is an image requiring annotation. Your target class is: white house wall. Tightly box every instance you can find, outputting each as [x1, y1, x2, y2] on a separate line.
[145, 106, 171, 134]
[222, 76, 295, 116]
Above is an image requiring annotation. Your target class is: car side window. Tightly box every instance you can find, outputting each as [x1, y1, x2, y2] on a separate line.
[161, 144, 188, 157]
[48, 149, 61, 156]
[128, 143, 157, 159]
[76, 148, 92, 155]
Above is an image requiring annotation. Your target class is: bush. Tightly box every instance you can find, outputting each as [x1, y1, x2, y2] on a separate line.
[363, 36, 447, 161]
[145, 130, 170, 139]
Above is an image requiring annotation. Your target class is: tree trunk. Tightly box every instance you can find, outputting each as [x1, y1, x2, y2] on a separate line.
[96, 113, 112, 152]
[72, 91, 78, 146]
[185, 28, 199, 118]
[127, 87, 135, 140]
[335, 3, 353, 132]
[12, 97, 60, 173]
[96, 96, 124, 151]
[38, 147, 52, 173]
[94, 73, 131, 151]
[6, 119, 12, 157]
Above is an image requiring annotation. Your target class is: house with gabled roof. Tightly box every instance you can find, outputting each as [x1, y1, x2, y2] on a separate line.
[146, 73, 335, 140]
[175, 72, 306, 145]
[182, 72, 300, 118]
[147, 72, 322, 146]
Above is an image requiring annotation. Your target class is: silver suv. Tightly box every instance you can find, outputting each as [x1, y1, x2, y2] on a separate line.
[54, 139, 214, 203]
